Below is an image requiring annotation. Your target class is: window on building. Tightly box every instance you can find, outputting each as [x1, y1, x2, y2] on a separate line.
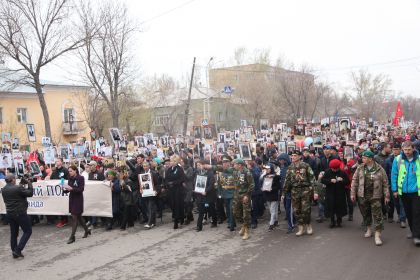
[0, 107, 2, 124]
[218, 111, 226, 121]
[17, 108, 27, 123]
[154, 114, 169, 126]
[64, 108, 74, 123]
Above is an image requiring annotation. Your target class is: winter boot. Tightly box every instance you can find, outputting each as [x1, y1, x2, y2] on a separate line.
[375, 231, 382, 246]
[242, 226, 250, 240]
[364, 227, 372, 238]
[306, 224, 313, 235]
[239, 226, 245, 236]
[295, 225, 304, 236]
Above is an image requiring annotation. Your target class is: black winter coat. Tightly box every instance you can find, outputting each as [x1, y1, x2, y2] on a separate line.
[321, 169, 349, 218]
[194, 170, 217, 204]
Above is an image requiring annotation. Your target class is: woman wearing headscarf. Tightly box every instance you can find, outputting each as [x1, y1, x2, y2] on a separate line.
[321, 159, 349, 228]
[165, 155, 186, 229]
[64, 165, 91, 244]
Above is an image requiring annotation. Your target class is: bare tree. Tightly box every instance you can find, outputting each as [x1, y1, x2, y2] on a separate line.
[78, 0, 136, 128]
[349, 69, 392, 120]
[233, 46, 247, 65]
[78, 89, 108, 138]
[272, 66, 316, 124]
[141, 74, 181, 135]
[0, 0, 83, 137]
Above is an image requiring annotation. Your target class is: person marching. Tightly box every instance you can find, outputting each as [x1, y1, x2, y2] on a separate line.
[232, 158, 254, 240]
[321, 159, 349, 228]
[64, 165, 91, 244]
[351, 150, 390, 246]
[391, 141, 420, 246]
[1, 174, 33, 258]
[195, 160, 217, 231]
[216, 155, 237, 231]
[282, 150, 316, 236]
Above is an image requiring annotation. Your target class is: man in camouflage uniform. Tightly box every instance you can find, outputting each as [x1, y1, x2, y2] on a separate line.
[216, 155, 237, 231]
[232, 158, 254, 240]
[351, 150, 390, 246]
[282, 150, 316, 236]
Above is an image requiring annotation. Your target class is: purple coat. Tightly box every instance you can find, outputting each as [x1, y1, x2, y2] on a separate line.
[68, 175, 85, 215]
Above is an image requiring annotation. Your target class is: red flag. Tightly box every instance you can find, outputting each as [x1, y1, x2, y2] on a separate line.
[393, 115, 399, 126]
[395, 101, 403, 118]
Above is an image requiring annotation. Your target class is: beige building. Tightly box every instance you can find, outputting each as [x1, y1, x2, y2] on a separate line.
[0, 81, 90, 150]
[143, 86, 246, 136]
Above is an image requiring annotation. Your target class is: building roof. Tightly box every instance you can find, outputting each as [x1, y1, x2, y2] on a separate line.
[143, 86, 245, 108]
[210, 63, 313, 78]
[0, 77, 89, 95]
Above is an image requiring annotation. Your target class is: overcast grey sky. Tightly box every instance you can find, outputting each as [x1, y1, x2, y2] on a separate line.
[46, 0, 420, 96]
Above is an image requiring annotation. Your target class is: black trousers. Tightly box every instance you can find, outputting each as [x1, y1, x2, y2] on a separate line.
[120, 205, 135, 229]
[401, 193, 420, 238]
[197, 202, 216, 230]
[169, 187, 184, 224]
[251, 194, 265, 225]
[6, 213, 32, 253]
[216, 197, 226, 222]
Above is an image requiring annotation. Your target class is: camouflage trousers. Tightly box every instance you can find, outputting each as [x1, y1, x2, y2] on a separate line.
[291, 187, 312, 225]
[358, 197, 383, 231]
[233, 194, 251, 227]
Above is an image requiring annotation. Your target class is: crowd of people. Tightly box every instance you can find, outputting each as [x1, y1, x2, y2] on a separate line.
[1, 123, 420, 259]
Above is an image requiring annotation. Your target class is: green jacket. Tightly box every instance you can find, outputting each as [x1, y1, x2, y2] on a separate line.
[283, 161, 315, 193]
[234, 167, 254, 196]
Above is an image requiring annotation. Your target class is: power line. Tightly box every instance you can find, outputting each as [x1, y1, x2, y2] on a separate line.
[314, 56, 420, 72]
[140, 0, 199, 24]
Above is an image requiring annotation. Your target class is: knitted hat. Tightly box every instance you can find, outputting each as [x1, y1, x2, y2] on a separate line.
[329, 159, 341, 169]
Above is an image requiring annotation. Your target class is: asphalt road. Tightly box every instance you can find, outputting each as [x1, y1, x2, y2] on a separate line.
[0, 207, 419, 280]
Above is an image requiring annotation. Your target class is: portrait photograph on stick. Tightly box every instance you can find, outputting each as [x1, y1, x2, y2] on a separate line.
[139, 173, 156, 197]
[109, 128, 122, 143]
[239, 143, 252, 160]
[194, 175, 207, 195]
[26, 124, 36, 142]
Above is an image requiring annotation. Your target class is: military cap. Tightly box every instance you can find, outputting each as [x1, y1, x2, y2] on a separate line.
[362, 150, 375, 158]
[221, 155, 233, 162]
[291, 149, 302, 156]
[232, 158, 246, 165]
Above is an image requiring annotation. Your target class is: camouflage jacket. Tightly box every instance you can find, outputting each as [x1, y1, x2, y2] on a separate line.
[313, 181, 326, 203]
[283, 161, 315, 193]
[234, 168, 255, 196]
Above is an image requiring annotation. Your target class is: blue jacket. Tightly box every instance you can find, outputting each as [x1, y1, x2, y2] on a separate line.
[251, 165, 262, 196]
[385, 154, 396, 185]
[277, 153, 291, 191]
[391, 150, 419, 194]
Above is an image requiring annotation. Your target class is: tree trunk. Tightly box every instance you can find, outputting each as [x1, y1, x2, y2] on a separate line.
[112, 109, 119, 127]
[125, 116, 132, 139]
[35, 84, 52, 138]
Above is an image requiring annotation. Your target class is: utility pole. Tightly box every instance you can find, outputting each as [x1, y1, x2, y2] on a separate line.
[183, 57, 196, 136]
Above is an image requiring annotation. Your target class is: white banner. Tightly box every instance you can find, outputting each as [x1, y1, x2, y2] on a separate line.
[0, 179, 112, 217]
